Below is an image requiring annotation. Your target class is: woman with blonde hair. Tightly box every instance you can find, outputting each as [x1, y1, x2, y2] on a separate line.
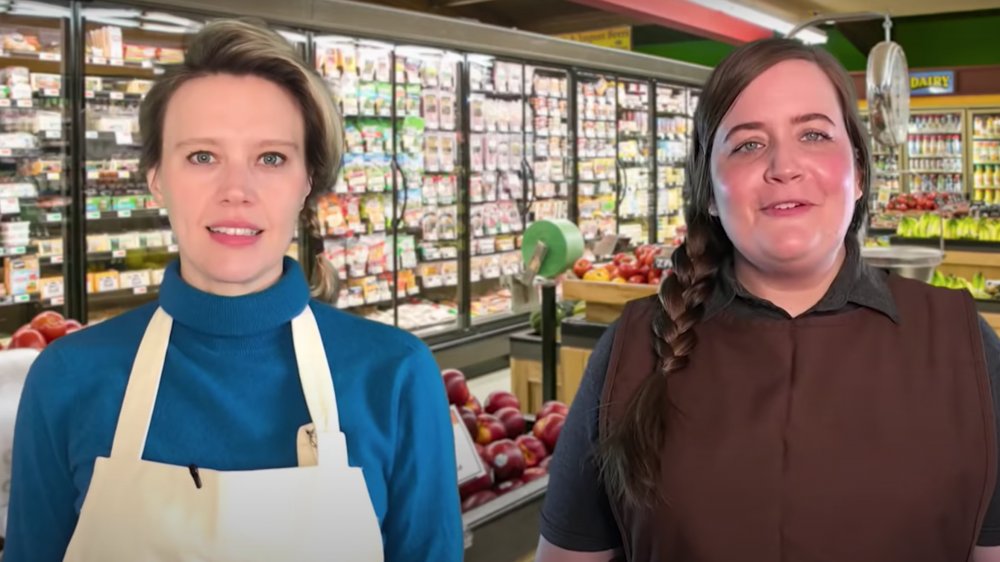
[6, 19, 462, 561]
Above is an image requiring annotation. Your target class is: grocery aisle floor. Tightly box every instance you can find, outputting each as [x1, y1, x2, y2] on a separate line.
[467, 368, 512, 402]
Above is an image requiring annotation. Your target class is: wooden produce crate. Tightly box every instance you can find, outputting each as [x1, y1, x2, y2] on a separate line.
[562, 279, 658, 324]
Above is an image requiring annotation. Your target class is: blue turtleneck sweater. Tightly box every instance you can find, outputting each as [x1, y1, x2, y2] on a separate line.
[5, 257, 462, 561]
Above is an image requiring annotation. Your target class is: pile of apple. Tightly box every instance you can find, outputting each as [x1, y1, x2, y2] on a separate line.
[442, 369, 568, 513]
[573, 244, 668, 285]
[1, 311, 83, 351]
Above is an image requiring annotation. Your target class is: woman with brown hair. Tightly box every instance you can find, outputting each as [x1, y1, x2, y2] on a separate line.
[536, 38, 1000, 562]
[5, 19, 462, 561]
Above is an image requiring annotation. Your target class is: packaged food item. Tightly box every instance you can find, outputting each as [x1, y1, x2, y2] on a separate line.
[91, 270, 120, 293]
[119, 269, 151, 289]
[4, 255, 38, 295]
[442, 260, 458, 286]
[38, 276, 63, 300]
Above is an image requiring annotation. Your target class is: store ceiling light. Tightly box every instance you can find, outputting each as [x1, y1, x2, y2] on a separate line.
[277, 30, 308, 45]
[141, 23, 195, 34]
[684, 0, 827, 44]
[81, 7, 141, 19]
[7, 0, 69, 17]
[88, 16, 140, 29]
[141, 11, 200, 29]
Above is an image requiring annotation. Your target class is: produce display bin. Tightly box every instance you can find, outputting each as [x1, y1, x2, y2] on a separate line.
[561, 278, 657, 323]
[462, 476, 548, 562]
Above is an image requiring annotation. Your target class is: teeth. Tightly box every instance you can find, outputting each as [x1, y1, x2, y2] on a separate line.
[209, 227, 260, 236]
[773, 202, 800, 210]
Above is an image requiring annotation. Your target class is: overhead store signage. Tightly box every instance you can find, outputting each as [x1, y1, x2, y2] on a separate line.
[911, 70, 955, 96]
[556, 26, 632, 51]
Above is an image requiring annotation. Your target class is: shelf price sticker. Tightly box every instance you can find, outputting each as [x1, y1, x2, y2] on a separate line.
[84, 91, 95, 99]
[91, 56, 107, 65]
[0, 197, 19, 215]
[86, 171, 99, 180]
[16, 99, 32, 108]
[43, 88, 59, 97]
[117, 209, 132, 218]
[86, 211, 100, 220]
[13, 294, 30, 304]
[167, 244, 178, 253]
[112, 249, 127, 258]
[109, 92, 124, 101]
[118, 170, 131, 179]
[44, 130, 60, 139]
[85, 130, 98, 140]
[49, 296, 65, 306]
[0, 100, 10, 108]
[45, 212, 62, 223]
[133, 286, 148, 295]
[0, 149, 13, 157]
[110, 58, 124, 67]
[115, 132, 133, 146]
[10, 247, 25, 256]
[142, 60, 154, 69]
[450, 405, 488, 486]
[158, 208, 169, 216]
[39, 52, 60, 62]
[50, 255, 63, 264]
[46, 172, 60, 180]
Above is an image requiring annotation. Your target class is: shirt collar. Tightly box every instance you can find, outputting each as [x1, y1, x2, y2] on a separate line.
[702, 236, 900, 323]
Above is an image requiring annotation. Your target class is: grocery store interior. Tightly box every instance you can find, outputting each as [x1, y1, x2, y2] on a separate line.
[0, 0, 999, 559]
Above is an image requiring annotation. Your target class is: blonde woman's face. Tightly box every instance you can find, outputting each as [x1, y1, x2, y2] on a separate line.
[148, 73, 310, 296]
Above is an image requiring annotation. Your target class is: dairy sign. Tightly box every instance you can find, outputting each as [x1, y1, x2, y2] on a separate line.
[911, 71, 955, 96]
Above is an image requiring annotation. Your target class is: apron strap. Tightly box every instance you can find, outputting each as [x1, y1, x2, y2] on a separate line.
[111, 307, 173, 460]
[291, 305, 340, 435]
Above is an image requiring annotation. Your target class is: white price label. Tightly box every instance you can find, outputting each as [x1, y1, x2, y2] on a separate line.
[110, 58, 123, 67]
[141, 60, 154, 69]
[118, 170, 131, 179]
[16, 99, 32, 108]
[451, 406, 488, 485]
[167, 244, 178, 252]
[84, 90, 95, 99]
[0, 148, 13, 157]
[85, 130, 98, 139]
[10, 247, 25, 256]
[13, 294, 29, 303]
[86, 211, 100, 220]
[91, 56, 106, 65]
[39, 52, 60, 62]
[109, 92, 124, 101]
[44, 130, 60, 139]
[115, 132, 133, 145]
[43, 88, 59, 97]
[158, 208, 168, 216]
[0, 197, 19, 215]
[45, 213, 62, 222]
[50, 255, 63, 264]
[112, 249, 127, 258]
[46, 171, 60, 180]
[50, 296, 65, 306]
[117, 209, 132, 218]
[133, 286, 148, 295]
[0, 99, 11, 108]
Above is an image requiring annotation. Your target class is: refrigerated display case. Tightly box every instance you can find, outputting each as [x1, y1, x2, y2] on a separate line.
[616, 77, 652, 245]
[525, 65, 570, 224]
[907, 110, 965, 195]
[860, 111, 905, 213]
[0, 7, 73, 339]
[576, 72, 616, 245]
[970, 110, 1000, 203]
[654, 82, 691, 243]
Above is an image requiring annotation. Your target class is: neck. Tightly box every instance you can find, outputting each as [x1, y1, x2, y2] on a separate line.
[733, 244, 847, 317]
[179, 259, 283, 297]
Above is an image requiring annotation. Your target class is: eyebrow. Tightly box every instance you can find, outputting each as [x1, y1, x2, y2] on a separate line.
[723, 113, 836, 143]
[173, 138, 301, 150]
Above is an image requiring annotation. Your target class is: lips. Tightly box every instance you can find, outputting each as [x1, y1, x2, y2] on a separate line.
[763, 200, 811, 211]
[206, 221, 263, 237]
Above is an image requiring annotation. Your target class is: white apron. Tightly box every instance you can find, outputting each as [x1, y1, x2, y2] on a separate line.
[62, 306, 385, 562]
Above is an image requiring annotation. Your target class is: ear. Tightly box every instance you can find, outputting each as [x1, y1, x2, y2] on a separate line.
[147, 167, 165, 207]
[854, 166, 864, 202]
[708, 200, 719, 216]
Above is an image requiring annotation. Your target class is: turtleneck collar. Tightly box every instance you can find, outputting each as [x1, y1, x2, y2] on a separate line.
[159, 256, 310, 336]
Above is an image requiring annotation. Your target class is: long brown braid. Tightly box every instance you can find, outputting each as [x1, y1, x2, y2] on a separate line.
[597, 37, 873, 510]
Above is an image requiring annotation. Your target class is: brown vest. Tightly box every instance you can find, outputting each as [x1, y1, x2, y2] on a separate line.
[600, 274, 997, 562]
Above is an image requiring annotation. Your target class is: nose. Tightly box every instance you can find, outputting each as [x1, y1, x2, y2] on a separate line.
[218, 163, 254, 205]
[763, 140, 804, 184]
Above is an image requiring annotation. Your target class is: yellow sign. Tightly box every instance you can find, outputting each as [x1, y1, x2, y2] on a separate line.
[557, 26, 632, 51]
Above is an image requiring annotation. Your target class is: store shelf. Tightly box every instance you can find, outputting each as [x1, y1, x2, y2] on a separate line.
[88, 285, 159, 306]
[890, 236, 1000, 252]
[462, 475, 548, 530]
[0, 293, 65, 309]
[85, 208, 168, 221]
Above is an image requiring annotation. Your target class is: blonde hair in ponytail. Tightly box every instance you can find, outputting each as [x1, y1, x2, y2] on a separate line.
[597, 37, 873, 510]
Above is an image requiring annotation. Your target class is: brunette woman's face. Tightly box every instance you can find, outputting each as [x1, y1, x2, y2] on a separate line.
[709, 59, 861, 277]
[147, 74, 310, 296]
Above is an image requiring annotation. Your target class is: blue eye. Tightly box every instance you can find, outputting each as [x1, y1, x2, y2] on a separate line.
[187, 151, 216, 165]
[803, 131, 832, 142]
[734, 141, 763, 154]
[259, 153, 286, 167]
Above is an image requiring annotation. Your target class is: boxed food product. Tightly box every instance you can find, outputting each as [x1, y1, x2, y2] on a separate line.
[4, 255, 38, 295]
[35, 238, 62, 257]
[38, 276, 63, 299]
[151, 268, 166, 286]
[87, 234, 111, 253]
[119, 269, 151, 289]
[91, 270, 120, 293]
[29, 73, 60, 91]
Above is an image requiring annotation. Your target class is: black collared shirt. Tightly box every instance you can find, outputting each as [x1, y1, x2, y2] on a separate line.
[539, 239, 1000, 552]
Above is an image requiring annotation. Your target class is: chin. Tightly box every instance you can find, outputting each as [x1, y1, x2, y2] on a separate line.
[190, 252, 283, 289]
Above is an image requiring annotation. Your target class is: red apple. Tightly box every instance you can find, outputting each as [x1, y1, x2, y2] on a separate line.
[461, 490, 497, 512]
[532, 412, 566, 453]
[521, 466, 548, 483]
[9, 328, 46, 350]
[459, 469, 493, 500]
[515, 434, 548, 467]
[485, 438, 526, 482]
[458, 407, 478, 438]
[537, 400, 569, 421]
[494, 406, 525, 439]
[63, 319, 83, 334]
[30, 311, 66, 343]
[465, 396, 483, 415]
[484, 390, 521, 415]
[475, 413, 506, 445]
[493, 478, 525, 496]
[442, 369, 470, 406]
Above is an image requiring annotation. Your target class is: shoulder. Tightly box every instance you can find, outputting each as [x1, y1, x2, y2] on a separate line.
[887, 274, 979, 323]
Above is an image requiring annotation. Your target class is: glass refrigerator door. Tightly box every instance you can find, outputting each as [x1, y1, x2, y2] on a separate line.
[654, 82, 689, 244]
[616, 78, 651, 246]
[0, 4, 72, 342]
[575, 72, 617, 245]
[313, 36, 397, 324]
[80, 7, 210, 324]
[391, 45, 462, 336]
[525, 65, 570, 224]
[467, 54, 525, 325]
[861, 112, 904, 214]
[970, 110, 1000, 204]
[907, 110, 964, 195]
